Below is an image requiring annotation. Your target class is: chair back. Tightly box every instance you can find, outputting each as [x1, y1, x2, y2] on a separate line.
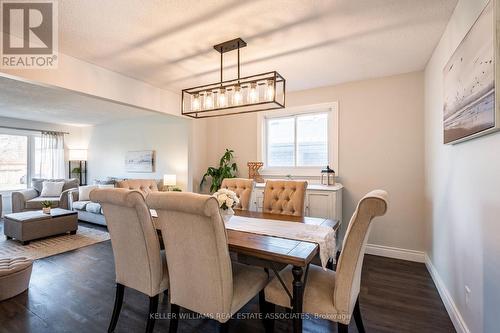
[262, 180, 307, 216]
[220, 178, 254, 210]
[90, 188, 163, 297]
[146, 192, 233, 317]
[334, 190, 388, 316]
[115, 179, 159, 196]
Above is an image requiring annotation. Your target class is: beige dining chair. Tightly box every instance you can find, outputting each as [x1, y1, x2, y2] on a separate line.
[264, 190, 388, 333]
[90, 188, 168, 333]
[262, 180, 307, 216]
[146, 191, 269, 333]
[220, 178, 254, 210]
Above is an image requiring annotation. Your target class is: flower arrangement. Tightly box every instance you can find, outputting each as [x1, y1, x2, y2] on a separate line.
[213, 188, 239, 210]
[212, 188, 239, 222]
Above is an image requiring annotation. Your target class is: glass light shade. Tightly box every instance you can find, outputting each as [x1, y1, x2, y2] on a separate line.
[182, 71, 285, 118]
[248, 82, 258, 103]
[233, 86, 243, 105]
[204, 93, 214, 109]
[69, 149, 87, 161]
[266, 80, 275, 101]
[163, 174, 177, 186]
[218, 89, 227, 107]
[192, 94, 201, 111]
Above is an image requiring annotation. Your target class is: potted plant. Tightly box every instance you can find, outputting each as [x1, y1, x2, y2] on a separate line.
[212, 189, 239, 222]
[41, 200, 52, 214]
[200, 149, 238, 193]
[72, 167, 81, 176]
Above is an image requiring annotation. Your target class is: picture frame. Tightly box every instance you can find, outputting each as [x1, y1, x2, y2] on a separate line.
[125, 150, 155, 172]
[443, 0, 500, 144]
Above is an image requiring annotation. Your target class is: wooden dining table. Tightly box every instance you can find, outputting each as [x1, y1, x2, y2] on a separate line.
[154, 209, 339, 333]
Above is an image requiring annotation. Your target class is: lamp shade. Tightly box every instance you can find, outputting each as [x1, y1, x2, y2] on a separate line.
[69, 149, 87, 161]
[163, 174, 176, 186]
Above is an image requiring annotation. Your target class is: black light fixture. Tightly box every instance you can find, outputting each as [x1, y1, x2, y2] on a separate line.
[181, 38, 286, 118]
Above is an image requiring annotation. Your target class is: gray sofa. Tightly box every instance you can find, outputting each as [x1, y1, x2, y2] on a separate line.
[69, 190, 107, 226]
[68, 179, 161, 226]
[11, 178, 79, 213]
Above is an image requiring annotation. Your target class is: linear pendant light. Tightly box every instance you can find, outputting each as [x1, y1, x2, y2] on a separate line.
[181, 38, 286, 118]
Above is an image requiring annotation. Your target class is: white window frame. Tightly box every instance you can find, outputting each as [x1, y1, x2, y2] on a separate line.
[0, 128, 41, 193]
[257, 102, 339, 177]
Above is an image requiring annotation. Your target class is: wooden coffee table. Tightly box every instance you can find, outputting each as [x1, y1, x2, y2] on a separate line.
[4, 208, 78, 245]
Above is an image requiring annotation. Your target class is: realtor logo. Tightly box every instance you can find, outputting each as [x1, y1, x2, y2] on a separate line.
[1, 0, 58, 68]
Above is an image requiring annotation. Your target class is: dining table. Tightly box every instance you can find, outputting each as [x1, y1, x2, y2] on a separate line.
[153, 209, 340, 333]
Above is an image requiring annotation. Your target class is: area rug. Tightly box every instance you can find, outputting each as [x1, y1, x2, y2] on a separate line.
[0, 223, 110, 260]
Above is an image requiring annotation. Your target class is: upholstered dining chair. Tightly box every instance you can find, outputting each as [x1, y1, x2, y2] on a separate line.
[220, 178, 254, 210]
[262, 180, 307, 216]
[146, 191, 270, 333]
[115, 179, 159, 197]
[264, 190, 388, 333]
[90, 189, 168, 333]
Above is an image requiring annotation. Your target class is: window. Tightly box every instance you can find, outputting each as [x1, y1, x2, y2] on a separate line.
[266, 113, 328, 167]
[0, 130, 46, 192]
[0, 134, 28, 191]
[259, 103, 339, 176]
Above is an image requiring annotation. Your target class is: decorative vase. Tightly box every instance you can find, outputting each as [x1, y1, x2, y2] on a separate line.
[42, 207, 51, 214]
[220, 207, 234, 223]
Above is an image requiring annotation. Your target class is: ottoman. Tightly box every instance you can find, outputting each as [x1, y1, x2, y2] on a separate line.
[4, 208, 78, 245]
[0, 257, 33, 301]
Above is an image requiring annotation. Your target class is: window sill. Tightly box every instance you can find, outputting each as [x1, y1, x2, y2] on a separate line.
[260, 167, 325, 177]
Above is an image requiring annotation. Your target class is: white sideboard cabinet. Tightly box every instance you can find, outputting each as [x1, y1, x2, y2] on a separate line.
[249, 182, 343, 222]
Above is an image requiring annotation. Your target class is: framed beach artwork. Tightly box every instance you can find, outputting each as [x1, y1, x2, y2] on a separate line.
[125, 150, 155, 172]
[443, 0, 500, 144]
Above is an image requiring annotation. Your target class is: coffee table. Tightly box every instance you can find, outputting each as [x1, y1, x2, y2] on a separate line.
[4, 208, 78, 245]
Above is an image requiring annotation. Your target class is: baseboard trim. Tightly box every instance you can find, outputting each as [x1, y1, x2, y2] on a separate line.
[365, 244, 426, 263]
[424, 254, 470, 333]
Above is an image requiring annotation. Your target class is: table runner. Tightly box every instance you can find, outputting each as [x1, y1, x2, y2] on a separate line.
[225, 216, 336, 269]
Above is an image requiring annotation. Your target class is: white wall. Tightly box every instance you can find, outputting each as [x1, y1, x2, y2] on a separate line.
[424, 0, 500, 332]
[0, 116, 87, 215]
[86, 114, 190, 191]
[195, 72, 426, 252]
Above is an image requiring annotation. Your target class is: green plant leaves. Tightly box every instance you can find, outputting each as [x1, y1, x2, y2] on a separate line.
[200, 148, 238, 193]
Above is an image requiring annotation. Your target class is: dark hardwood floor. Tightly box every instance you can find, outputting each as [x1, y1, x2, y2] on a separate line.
[0, 222, 455, 333]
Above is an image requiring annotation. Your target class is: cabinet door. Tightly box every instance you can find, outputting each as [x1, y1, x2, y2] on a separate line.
[306, 192, 333, 219]
[251, 188, 264, 212]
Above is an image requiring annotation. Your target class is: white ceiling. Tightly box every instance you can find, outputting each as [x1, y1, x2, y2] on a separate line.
[58, 0, 457, 92]
[0, 77, 158, 126]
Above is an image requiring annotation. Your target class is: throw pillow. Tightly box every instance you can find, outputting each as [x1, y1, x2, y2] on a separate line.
[40, 181, 65, 197]
[79, 185, 98, 201]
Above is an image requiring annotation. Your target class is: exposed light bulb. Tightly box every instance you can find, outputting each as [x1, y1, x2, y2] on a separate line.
[205, 92, 214, 109]
[233, 86, 243, 105]
[218, 88, 227, 107]
[266, 80, 275, 101]
[249, 82, 258, 103]
[192, 94, 201, 111]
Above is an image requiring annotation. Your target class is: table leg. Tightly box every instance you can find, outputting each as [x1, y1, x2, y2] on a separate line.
[292, 265, 304, 333]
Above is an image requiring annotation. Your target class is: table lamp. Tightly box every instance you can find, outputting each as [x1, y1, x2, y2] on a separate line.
[163, 174, 176, 191]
